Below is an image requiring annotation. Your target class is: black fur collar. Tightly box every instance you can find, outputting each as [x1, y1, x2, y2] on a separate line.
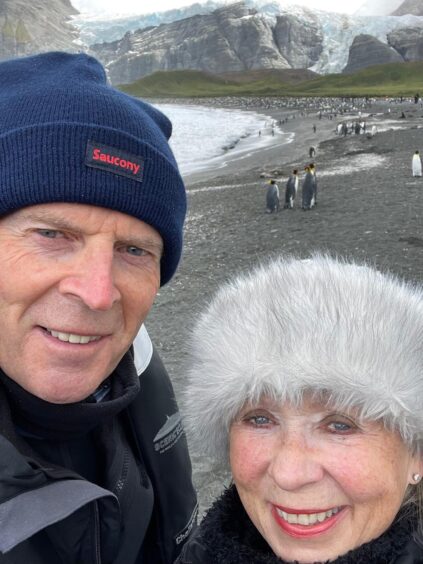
[196, 486, 421, 563]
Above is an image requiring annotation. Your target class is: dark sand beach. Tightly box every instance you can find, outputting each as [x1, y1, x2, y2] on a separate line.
[146, 97, 423, 514]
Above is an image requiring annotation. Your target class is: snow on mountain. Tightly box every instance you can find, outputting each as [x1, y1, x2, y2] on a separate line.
[307, 12, 423, 73]
[72, 0, 423, 74]
[71, 1, 226, 45]
[354, 0, 403, 17]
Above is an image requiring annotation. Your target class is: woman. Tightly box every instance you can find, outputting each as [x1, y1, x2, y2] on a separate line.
[179, 255, 423, 563]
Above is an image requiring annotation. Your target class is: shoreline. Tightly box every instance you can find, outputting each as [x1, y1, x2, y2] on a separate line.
[180, 96, 372, 185]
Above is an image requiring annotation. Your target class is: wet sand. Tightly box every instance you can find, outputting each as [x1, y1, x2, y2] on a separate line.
[146, 97, 423, 515]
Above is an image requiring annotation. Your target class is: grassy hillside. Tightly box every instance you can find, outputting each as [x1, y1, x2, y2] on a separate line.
[294, 62, 423, 96]
[119, 69, 302, 97]
[217, 68, 318, 84]
[118, 62, 423, 98]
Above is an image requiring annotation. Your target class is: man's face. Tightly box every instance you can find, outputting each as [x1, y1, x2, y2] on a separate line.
[0, 203, 163, 403]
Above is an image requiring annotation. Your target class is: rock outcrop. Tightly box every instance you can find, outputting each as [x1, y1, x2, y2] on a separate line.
[392, 0, 423, 16]
[0, 0, 79, 60]
[343, 33, 404, 73]
[273, 9, 323, 69]
[90, 2, 324, 85]
[388, 27, 423, 60]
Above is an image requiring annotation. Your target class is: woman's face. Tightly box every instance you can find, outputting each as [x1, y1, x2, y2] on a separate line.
[230, 397, 423, 564]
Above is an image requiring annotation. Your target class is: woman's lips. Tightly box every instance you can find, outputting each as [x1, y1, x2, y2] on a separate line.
[272, 504, 346, 538]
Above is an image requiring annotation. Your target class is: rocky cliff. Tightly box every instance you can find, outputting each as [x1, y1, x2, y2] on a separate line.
[343, 25, 423, 72]
[90, 2, 324, 84]
[273, 9, 323, 70]
[387, 27, 423, 60]
[0, 0, 79, 60]
[343, 34, 404, 73]
[392, 0, 423, 17]
[87, 0, 423, 83]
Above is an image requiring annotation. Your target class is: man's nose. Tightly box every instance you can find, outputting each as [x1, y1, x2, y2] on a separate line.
[268, 433, 324, 491]
[58, 246, 121, 311]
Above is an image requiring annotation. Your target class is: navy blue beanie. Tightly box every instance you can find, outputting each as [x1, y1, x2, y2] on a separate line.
[0, 51, 186, 285]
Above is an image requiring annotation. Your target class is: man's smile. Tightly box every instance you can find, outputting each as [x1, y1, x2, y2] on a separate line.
[44, 327, 103, 344]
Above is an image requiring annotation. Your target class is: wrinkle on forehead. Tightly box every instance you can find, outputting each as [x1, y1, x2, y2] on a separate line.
[4, 203, 164, 255]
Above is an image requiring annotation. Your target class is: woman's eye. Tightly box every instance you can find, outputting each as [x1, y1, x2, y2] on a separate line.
[327, 421, 355, 433]
[247, 415, 273, 427]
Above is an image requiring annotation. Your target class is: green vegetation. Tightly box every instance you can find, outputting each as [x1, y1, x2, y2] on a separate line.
[118, 62, 423, 98]
[293, 62, 423, 97]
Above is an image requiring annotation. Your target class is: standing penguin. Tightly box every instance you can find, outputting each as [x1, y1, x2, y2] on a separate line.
[266, 179, 280, 213]
[412, 150, 422, 177]
[284, 169, 298, 209]
[301, 166, 314, 210]
[309, 163, 318, 206]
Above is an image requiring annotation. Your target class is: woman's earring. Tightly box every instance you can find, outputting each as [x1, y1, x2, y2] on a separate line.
[412, 473, 422, 483]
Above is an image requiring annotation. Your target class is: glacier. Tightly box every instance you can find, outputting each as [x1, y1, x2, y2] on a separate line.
[71, 0, 423, 74]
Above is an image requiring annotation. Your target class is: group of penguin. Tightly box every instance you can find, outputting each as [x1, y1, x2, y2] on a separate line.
[265, 163, 318, 213]
[266, 148, 422, 215]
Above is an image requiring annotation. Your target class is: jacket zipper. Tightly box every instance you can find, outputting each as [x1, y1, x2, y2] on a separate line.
[114, 444, 130, 496]
[93, 501, 102, 564]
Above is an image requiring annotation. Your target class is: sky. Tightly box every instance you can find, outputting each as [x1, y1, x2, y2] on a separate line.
[71, 0, 371, 17]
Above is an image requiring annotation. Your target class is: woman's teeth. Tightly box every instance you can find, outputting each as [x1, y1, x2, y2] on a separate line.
[47, 329, 101, 344]
[276, 507, 340, 525]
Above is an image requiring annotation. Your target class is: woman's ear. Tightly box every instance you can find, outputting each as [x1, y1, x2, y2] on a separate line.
[408, 457, 423, 485]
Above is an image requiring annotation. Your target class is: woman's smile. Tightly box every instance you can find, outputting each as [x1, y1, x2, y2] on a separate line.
[272, 504, 346, 538]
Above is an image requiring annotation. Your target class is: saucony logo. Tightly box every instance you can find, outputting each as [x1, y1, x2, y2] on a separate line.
[92, 148, 141, 175]
[85, 140, 144, 182]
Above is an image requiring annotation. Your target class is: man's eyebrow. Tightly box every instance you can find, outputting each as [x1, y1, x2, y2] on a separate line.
[19, 212, 83, 234]
[18, 211, 164, 254]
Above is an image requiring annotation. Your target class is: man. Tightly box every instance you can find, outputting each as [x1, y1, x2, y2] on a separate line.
[0, 52, 197, 563]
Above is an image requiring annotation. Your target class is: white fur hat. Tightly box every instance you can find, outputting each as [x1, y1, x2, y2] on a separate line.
[183, 255, 423, 468]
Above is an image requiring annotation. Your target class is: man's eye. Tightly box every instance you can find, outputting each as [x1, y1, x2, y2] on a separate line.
[37, 229, 61, 239]
[126, 245, 146, 257]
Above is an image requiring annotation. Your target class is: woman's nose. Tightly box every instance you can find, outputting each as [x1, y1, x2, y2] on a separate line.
[268, 434, 325, 491]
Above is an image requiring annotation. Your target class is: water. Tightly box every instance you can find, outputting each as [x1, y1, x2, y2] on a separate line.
[154, 103, 294, 177]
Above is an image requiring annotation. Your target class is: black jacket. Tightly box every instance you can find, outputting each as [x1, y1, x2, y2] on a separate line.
[176, 486, 423, 564]
[0, 328, 197, 564]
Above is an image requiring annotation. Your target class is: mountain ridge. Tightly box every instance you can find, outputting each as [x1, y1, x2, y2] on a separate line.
[73, 0, 421, 48]
[0, 0, 79, 60]
[88, 1, 423, 84]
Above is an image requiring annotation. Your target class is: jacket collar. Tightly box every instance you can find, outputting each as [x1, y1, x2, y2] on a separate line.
[195, 485, 422, 564]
